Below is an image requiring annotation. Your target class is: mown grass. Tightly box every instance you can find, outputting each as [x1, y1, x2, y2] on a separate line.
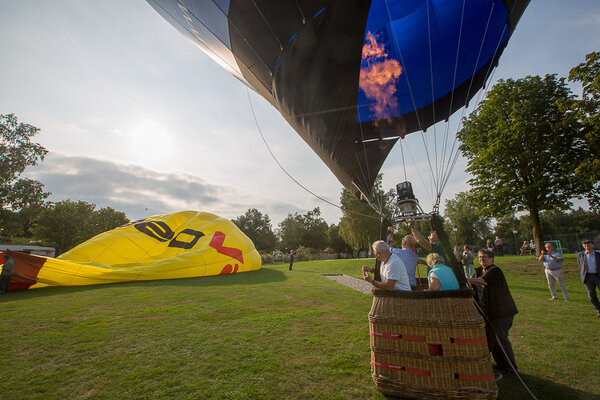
[0, 255, 598, 399]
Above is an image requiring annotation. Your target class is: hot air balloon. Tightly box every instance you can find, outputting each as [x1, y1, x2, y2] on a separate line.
[146, 1, 530, 398]
[147, 0, 528, 202]
[1, 211, 261, 291]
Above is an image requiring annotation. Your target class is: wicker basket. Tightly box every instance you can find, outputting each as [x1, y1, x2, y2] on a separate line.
[369, 288, 497, 400]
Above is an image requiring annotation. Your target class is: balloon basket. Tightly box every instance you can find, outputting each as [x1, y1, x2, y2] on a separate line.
[369, 288, 497, 400]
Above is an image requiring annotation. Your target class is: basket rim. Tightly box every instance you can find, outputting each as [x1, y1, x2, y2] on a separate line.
[372, 287, 474, 299]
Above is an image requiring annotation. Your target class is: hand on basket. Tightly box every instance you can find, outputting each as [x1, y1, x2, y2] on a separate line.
[468, 277, 487, 286]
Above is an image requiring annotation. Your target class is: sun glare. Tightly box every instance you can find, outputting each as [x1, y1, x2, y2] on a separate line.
[126, 119, 174, 168]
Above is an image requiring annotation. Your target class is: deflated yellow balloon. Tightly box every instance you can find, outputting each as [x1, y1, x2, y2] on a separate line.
[11, 211, 261, 290]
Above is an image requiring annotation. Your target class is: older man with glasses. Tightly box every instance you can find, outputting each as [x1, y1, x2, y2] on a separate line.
[362, 240, 411, 291]
[469, 248, 518, 377]
[577, 239, 600, 317]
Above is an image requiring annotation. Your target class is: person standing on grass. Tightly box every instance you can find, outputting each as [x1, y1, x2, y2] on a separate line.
[0, 251, 15, 294]
[362, 240, 411, 291]
[462, 245, 475, 279]
[468, 248, 518, 376]
[538, 243, 570, 301]
[577, 240, 600, 317]
[486, 239, 495, 254]
[494, 236, 504, 257]
[288, 250, 295, 271]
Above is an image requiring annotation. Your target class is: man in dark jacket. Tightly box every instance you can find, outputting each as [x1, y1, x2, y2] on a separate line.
[577, 239, 600, 317]
[469, 248, 518, 375]
[1, 251, 15, 294]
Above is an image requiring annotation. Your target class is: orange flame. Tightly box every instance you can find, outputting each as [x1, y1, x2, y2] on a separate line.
[359, 31, 403, 121]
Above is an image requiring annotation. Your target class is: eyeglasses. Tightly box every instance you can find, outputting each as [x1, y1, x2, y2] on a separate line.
[478, 255, 490, 259]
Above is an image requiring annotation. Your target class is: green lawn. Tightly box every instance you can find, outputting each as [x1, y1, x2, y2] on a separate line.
[0, 255, 598, 399]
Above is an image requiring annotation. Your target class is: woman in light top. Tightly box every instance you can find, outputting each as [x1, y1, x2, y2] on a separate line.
[425, 253, 459, 291]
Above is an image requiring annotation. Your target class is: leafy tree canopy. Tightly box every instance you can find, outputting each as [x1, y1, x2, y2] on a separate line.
[443, 191, 491, 247]
[232, 208, 277, 252]
[33, 200, 128, 255]
[338, 175, 394, 251]
[326, 224, 351, 255]
[569, 51, 600, 210]
[0, 114, 50, 211]
[277, 207, 328, 251]
[457, 74, 588, 254]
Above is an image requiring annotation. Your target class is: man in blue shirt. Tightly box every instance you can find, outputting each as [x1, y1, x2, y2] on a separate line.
[389, 235, 424, 290]
[538, 243, 570, 301]
[577, 239, 600, 317]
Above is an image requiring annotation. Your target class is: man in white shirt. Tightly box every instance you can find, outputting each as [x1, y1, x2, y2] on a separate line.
[362, 240, 411, 291]
[538, 243, 570, 301]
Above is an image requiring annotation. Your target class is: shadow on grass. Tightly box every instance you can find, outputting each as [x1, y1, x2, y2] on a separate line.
[497, 372, 598, 400]
[380, 373, 597, 400]
[0, 267, 287, 302]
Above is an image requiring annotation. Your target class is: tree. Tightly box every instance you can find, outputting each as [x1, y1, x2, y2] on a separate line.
[0, 114, 50, 211]
[232, 208, 277, 252]
[0, 114, 50, 238]
[326, 224, 351, 256]
[457, 75, 587, 255]
[0, 204, 45, 239]
[338, 175, 395, 251]
[33, 200, 128, 254]
[277, 208, 328, 250]
[443, 192, 491, 246]
[569, 51, 600, 210]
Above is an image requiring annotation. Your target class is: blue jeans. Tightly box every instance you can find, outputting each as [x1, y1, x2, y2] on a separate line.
[583, 273, 600, 312]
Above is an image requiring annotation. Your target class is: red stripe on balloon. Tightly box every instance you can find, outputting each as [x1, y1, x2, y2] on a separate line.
[209, 231, 244, 263]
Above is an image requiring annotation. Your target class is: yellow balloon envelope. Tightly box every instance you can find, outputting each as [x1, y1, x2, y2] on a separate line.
[2, 211, 261, 290]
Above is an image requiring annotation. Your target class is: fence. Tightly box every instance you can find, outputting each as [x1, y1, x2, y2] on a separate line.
[495, 230, 600, 255]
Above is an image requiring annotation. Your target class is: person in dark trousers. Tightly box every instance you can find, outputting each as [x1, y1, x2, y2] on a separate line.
[1, 251, 15, 294]
[577, 239, 600, 317]
[288, 250, 295, 270]
[468, 248, 518, 376]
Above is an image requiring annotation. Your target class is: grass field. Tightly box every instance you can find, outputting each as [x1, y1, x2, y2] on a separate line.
[1, 254, 599, 399]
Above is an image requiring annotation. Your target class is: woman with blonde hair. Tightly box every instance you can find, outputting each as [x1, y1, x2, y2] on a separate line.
[425, 253, 459, 291]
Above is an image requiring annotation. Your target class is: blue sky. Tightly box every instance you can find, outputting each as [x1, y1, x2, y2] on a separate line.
[1, 0, 599, 226]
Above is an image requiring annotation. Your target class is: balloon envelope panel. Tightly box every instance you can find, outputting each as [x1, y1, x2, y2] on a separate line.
[2, 211, 261, 290]
[147, 0, 529, 197]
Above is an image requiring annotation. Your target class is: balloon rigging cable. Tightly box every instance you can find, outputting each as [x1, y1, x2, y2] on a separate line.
[170, 0, 520, 222]
[246, 89, 380, 220]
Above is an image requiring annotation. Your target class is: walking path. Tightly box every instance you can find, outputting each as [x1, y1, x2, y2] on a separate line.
[323, 274, 373, 294]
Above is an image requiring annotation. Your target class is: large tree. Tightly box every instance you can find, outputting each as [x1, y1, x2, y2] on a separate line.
[457, 75, 587, 255]
[0, 114, 50, 238]
[232, 208, 277, 252]
[0, 114, 49, 211]
[338, 175, 395, 251]
[444, 191, 491, 247]
[277, 207, 328, 251]
[326, 224, 351, 256]
[33, 200, 128, 255]
[569, 51, 600, 210]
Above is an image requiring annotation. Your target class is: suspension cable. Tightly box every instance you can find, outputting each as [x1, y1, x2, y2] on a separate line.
[247, 90, 380, 220]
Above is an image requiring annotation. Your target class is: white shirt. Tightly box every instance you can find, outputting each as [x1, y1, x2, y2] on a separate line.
[381, 253, 411, 291]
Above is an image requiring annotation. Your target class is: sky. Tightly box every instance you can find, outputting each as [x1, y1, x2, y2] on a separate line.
[1, 0, 599, 227]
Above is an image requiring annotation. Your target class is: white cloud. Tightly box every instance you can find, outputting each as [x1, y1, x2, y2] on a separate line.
[24, 153, 304, 226]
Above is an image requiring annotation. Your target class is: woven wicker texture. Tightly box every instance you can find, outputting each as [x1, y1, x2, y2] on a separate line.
[369, 289, 498, 400]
